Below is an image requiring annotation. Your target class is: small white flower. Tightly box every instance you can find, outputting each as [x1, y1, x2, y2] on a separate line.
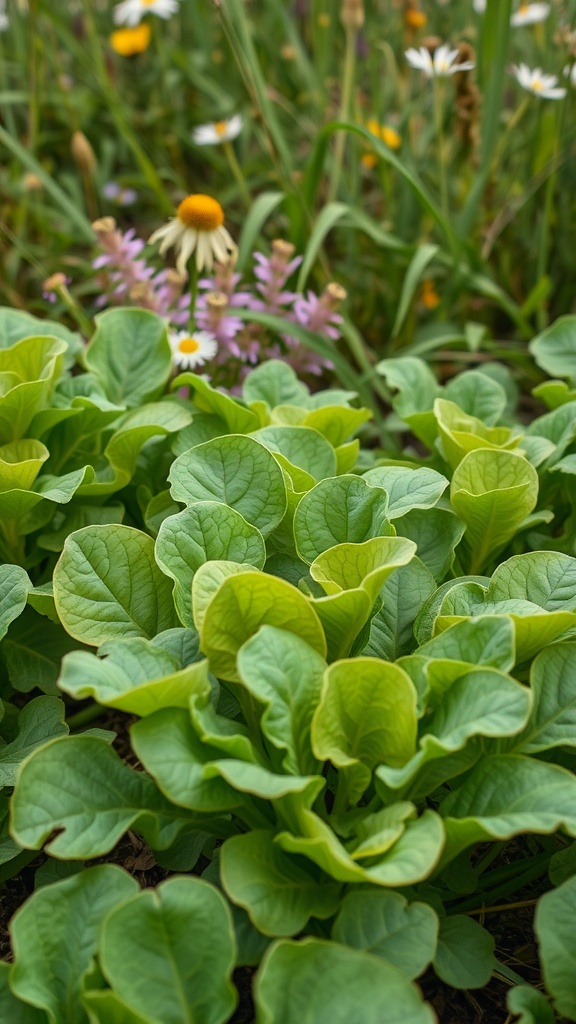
[113, 0, 179, 28]
[472, 0, 486, 12]
[148, 194, 234, 275]
[564, 64, 576, 87]
[192, 115, 244, 146]
[169, 330, 218, 370]
[405, 44, 475, 78]
[511, 3, 550, 25]
[513, 63, 567, 99]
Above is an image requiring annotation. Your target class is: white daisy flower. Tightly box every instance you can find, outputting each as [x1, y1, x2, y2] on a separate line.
[169, 330, 218, 370]
[148, 194, 234, 276]
[192, 115, 244, 146]
[113, 0, 179, 28]
[513, 64, 567, 99]
[405, 44, 475, 78]
[511, 3, 550, 25]
[472, 0, 486, 12]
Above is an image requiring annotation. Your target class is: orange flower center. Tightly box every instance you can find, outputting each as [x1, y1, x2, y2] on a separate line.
[214, 121, 228, 136]
[178, 337, 201, 354]
[109, 24, 151, 56]
[405, 9, 427, 28]
[177, 194, 224, 232]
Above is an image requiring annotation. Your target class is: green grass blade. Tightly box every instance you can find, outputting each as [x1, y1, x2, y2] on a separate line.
[391, 243, 439, 340]
[236, 191, 285, 272]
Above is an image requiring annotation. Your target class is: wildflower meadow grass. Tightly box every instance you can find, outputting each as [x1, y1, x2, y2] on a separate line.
[1, 1, 576, 1022]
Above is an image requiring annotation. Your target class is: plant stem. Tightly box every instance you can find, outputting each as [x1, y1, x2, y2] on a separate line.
[327, 24, 357, 202]
[67, 702, 105, 730]
[223, 139, 251, 209]
[188, 263, 199, 327]
[433, 76, 448, 220]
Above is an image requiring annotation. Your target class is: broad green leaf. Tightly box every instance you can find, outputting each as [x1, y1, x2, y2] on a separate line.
[169, 434, 287, 537]
[440, 754, 576, 865]
[362, 559, 436, 661]
[100, 877, 237, 1024]
[173, 370, 260, 432]
[514, 643, 576, 753]
[530, 315, 576, 382]
[155, 501, 266, 627]
[131, 708, 247, 813]
[10, 735, 195, 858]
[310, 536, 417, 602]
[0, 336, 66, 443]
[53, 525, 178, 646]
[435, 398, 522, 471]
[535, 876, 576, 1021]
[0, 697, 68, 787]
[525, 402, 576, 464]
[394, 507, 465, 582]
[433, 916, 495, 990]
[301, 405, 371, 447]
[58, 641, 210, 716]
[0, 306, 81, 363]
[199, 569, 327, 681]
[0, 962, 48, 1023]
[377, 668, 530, 800]
[294, 475, 389, 564]
[0, 563, 30, 641]
[0, 439, 48, 491]
[310, 587, 372, 662]
[332, 891, 438, 980]
[1, 607, 82, 694]
[376, 356, 441, 448]
[237, 626, 326, 775]
[84, 308, 172, 407]
[312, 658, 417, 805]
[192, 561, 258, 636]
[254, 938, 436, 1024]
[252, 425, 337, 480]
[221, 830, 341, 936]
[363, 466, 448, 519]
[532, 380, 576, 411]
[417, 616, 516, 671]
[9, 865, 139, 1024]
[444, 370, 507, 425]
[506, 986, 555, 1024]
[414, 575, 491, 646]
[450, 449, 539, 573]
[243, 359, 311, 409]
[82, 991, 149, 1024]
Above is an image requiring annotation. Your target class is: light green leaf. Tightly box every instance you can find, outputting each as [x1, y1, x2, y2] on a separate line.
[169, 434, 287, 537]
[237, 626, 326, 775]
[252, 425, 337, 481]
[0, 563, 30, 641]
[444, 370, 507, 425]
[9, 865, 139, 1024]
[0, 439, 48, 491]
[363, 559, 441, 661]
[376, 356, 441, 448]
[332, 891, 438, 980]
[82, 991, 150, 1024]
[174, 370, 260, 432]
[99, 877, 237, 1024]
[199, 569, 327, 682]
[242, 359, 310, 409]
[506, 986, 555, 1024]
[0, 336, 67, 443]
[440, 755, 576, 865]
[363, 465, 448, 519]
[10, 735, 195, 858]
[155, 502, 266, 627]
[0, 962, 48, 1023]
[435, 398, 522, 471]
[514, 643, 576, 753]
[433, 916, 495, 990]
[418, 616, 516, 671]
[529, 315, 576, 383]
[293, 475, 389, 564]
[58, 640, 210, 716]
[301, 405, 370, 448]
[254, 938, 436, 1024]
[311, 658, 417, 804]
[53, 525, 177, 646]
[535, 876, 576, 1021]
[0, 697, 68, 788]
[394, 507, 465, 582]
[450, 449, 538, 573]
[310, 536, 417, 602]
[221, 830, 341, 936]
[84, 308, 172, 407]
[1, 607, 82, 694]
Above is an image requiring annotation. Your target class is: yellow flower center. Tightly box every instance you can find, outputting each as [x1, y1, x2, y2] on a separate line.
[214, 121, 228, 136]
[141, 0, 156, 5]
[532, 77, 543, 91]
[405, 9, 427, 28]
[178, 337, 201, 354]
[110, 24, 151, 56]
[519, 3, 529, 11]
[177, 194, 224, 232]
